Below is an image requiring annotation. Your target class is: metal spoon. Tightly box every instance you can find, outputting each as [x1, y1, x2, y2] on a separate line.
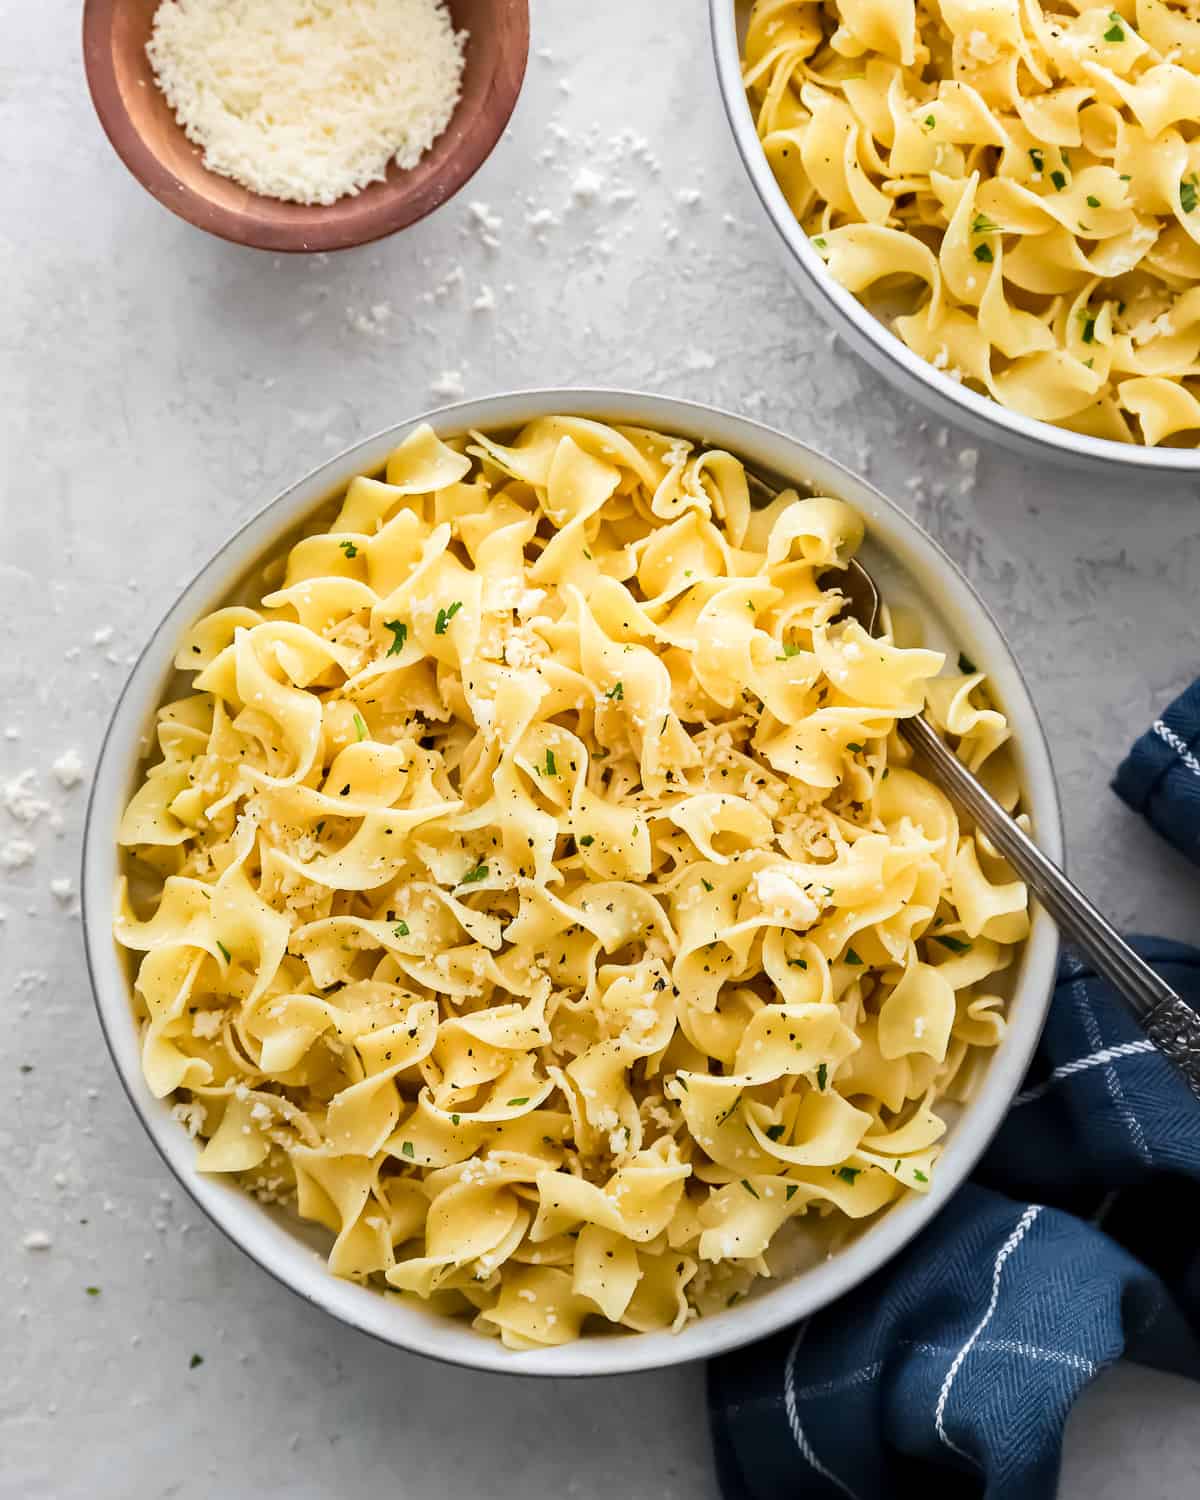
[833, 553, 1200, 1101]
[742, 461, 1198, 1094]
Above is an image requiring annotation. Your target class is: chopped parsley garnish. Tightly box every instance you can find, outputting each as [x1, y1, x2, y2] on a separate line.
[578, 834, 595, 847]
[450, 1114, 460, 1125]
[844, 948, 864, 966]
[353, 712, 367, 742]
[1104, 12, 1124, 41]
[958, 652, 976, 674]
[605, 681, 624, 700]
[1082, 317, 1096, 345]
[393, 921, 410, 938]
[816, 1063, 828, 1091]
[85, 1286, 101, 1296]
[542, 749, 557, 777]
[779, 642, 802, 658]
[338, 539, 358, 558]
[384, 620, 407, 656]
[215, 940, 231, 964]
[461, 862, 489, 884]
[702, 878, 714, 892]
[785, 1184, 799, 1201]
[189, 1354, 204, 1369]
[1028, 148, 1044, 172]
[1182, 177, 1199, 214]
[1086, 195, 1101, 208]
[741, 1179, 760, 1199]
[923, 114, 935, 130]
[765, 1124, 786, 1141]
[507, 1097, 529, 1107]
[746, 600, 756, 612]
[933, 934, 972, 953]
[401, 1141, 414, 1158]
[314, 820, 325, 838]
[1050, 170, 1067, 191]
[812, 235, 828, 250]
[973, 243, 994, 263]
[970, 214, 998, 235]
[434, 600, 463, 635]
[914, 1169, 930, 1183]
[846, 742, 864, 753]
[788, 958, 808, 970]
[834, 1166, 861, 1184]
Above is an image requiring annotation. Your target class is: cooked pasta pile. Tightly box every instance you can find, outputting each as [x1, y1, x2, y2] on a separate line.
[743, 0, 1200, 445]
[115, 417, 1029, 1346]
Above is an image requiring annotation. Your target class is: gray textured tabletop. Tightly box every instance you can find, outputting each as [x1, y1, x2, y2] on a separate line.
[4, 2, 1199, 1497]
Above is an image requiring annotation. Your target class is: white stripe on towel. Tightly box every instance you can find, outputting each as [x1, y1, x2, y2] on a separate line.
[785, 1322, 864, 1500]
[1015, 1039, 1157, 1106]
[934, 1204, 1043, 1462]
[1153, 720, 1200, 781]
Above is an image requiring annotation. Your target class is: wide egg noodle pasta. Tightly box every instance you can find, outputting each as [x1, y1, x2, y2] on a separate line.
[743, 0, 1200, 445]
[114, 417, 1028, 1345]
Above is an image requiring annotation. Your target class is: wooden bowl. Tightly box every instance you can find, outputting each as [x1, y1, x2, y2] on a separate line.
[82, 0, 530, 253]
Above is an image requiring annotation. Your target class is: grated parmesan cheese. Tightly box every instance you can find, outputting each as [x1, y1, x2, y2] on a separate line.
[147, 0, 468, 206]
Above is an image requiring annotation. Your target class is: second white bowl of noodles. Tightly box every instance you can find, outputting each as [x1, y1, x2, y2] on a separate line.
[710, 0, 1200, 473]
[82, 389, 1061, 1376]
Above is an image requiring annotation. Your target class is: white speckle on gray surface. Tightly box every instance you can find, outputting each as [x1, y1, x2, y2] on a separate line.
[51, 749, 86, 789]
[2, 1, 1199, 1497]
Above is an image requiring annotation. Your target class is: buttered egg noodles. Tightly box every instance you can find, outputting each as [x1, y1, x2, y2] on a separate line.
[744, 0, 1200, 445]
[115, 417, 1029, 1346]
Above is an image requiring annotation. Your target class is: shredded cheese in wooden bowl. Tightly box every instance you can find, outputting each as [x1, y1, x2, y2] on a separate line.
[146, 0, 468, 206]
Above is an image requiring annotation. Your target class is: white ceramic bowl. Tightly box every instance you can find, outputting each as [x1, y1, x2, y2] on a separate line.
[710, 0, 1200, 474]
[82, 389, 1062, 1376]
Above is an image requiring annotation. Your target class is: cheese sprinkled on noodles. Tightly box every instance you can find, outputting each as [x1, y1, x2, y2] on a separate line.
[115, 418, 1028, 1345]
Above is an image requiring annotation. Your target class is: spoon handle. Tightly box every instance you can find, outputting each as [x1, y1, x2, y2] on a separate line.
[901, 713, 1200, 1102]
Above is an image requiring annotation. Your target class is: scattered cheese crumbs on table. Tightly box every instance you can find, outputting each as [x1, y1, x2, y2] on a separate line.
[49, 878, 73, 904]
[430, 371, 465, 399]
[23, 1231, 52, 1251]
[146, 0, 467, 205]
[51, 749, 85, 789]
[472, 285, 496, 312]
[571, 167, 605, 203]
[1, 839, 36, 870]
[468, 201, 503, 249]
[3, 771, 50, 825]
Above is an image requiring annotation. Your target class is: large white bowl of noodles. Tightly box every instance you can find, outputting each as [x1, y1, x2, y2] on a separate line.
[711, 0, 1200, 472]
[82, 389, 1061, 1376]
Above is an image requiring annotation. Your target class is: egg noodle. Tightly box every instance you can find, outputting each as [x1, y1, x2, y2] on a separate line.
[743, 0, 1200, 445]
[114, 417, 1029, 1347]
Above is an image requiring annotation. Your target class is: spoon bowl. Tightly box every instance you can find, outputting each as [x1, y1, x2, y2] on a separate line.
[81, 0, 530, 253]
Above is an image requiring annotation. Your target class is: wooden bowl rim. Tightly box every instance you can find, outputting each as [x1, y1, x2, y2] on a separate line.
[81, 0, 530, 253]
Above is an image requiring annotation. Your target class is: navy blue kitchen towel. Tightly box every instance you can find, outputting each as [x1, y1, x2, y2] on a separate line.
[709, 682, 1200, 1500]
[1113, 678, 1200, 866]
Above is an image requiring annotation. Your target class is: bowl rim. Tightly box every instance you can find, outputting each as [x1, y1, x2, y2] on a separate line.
[81, 387, 1062, 1377]
[80, 0, 530, 254]
[708, 0, 1200, 473]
